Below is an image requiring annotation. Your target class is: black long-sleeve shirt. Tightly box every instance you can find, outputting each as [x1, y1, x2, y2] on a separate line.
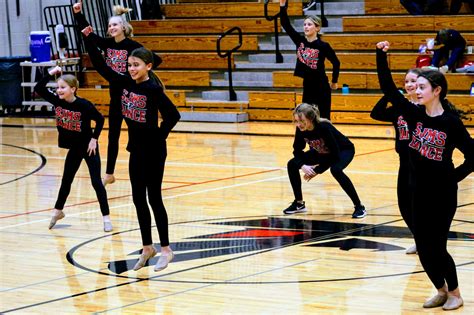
[376, 48, 474, 179]
[75, 12, 162, 114]
[292, 121, 354, 174]
[371, 95, 412, 157]
[86, 37, 181, 153]
[34, 74, 104, 149]
[280, 6, 340, 83]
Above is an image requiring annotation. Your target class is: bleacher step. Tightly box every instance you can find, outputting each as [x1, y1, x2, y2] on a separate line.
[180, 111, 249, 123]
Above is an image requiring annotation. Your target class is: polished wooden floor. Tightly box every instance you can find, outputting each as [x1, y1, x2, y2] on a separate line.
[1, 118, 473, 314]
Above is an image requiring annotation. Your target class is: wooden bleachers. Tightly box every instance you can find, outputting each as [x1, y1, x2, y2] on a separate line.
[343, 15, 474, 32]
[81, 53, 236, 70]
[77, 2, 473, 127]
[78, 88, 187, 116]
[323, 33, 474, 51]
[247, 92, 473, 125]
[133, 35, 259, 52]
[130, 18, 280, 35]
[365, 0, 473, 14]
[82, 70, 212, 87]
[161, 2, 302, 18]
[273, 71, 474, 92]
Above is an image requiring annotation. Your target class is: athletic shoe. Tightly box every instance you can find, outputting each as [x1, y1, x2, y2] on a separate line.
[303, 1, 317, 11]
[283, 200, 307, 215]
[154, 251, 174, 272]
[133, 247, 157, 271]
[352, 205, 366, 218]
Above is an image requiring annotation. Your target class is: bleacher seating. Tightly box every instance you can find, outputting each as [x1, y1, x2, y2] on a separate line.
[80, 1, 473, 127]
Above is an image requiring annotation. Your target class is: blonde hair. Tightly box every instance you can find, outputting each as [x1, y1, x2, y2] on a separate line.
[293, 103, 330, 126]
[304, 15, 322, 37]
[57, 74, 79, 95]
[109, 5, 134, 37]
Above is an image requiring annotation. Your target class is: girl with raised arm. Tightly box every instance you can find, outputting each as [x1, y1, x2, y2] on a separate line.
[84, 31, 180, 272]
[73, 0, 162, 186]
[376, 40, 473, 311]
[34, 66, 112, 232]
[279, 0, 340, 120]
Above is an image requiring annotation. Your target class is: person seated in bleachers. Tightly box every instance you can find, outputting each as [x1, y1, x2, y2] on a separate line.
[400, 0, 447, 15]
[428, 28, 467, 73]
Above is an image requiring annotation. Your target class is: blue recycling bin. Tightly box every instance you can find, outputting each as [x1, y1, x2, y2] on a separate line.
[0, 56, 29, 109]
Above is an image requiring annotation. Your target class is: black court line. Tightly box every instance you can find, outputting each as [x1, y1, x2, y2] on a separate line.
[3, 214, 473, 313]
[0, 143, 46, 185]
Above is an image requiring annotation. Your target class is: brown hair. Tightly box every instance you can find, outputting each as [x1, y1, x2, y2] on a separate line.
[130, 47, 165, 89]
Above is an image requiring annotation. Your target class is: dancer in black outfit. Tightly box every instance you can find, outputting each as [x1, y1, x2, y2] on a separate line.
[371, 67, 422, 254]
[279, 0, 340, 120]
[34, 66, 112, 232]
[84, 32, 180, 272]
[376, 41, 473, 311]
[73, 0, 162, 186]
[283, 103, 366, 218]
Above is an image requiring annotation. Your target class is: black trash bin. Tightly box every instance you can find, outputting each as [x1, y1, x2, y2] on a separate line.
[0, 56, 29, 113]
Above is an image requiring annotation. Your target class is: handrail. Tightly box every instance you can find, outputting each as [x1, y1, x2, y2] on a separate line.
[216, 26, 242, 102]
[264, 0, 283, 63]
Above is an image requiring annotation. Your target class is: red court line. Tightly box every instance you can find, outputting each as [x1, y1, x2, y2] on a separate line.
[1, 147, 393, 220]
[0, 168, 282, 220]
[0, 172, 193, 185]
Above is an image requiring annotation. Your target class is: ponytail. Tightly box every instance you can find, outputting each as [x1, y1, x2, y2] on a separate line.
[442, 98, 471, 121]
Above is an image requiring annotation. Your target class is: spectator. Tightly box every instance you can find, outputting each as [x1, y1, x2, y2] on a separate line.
[400, 0, 447, 15]
[429, 29, 467, 73]
[450, 0, 474, 13]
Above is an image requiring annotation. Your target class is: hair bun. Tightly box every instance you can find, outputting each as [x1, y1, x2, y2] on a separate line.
[113, 5, 132, 16]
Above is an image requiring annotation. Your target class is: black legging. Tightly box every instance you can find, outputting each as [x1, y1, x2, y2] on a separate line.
[55, 145, 109, 216]
[302, 77, 332, 120]
[105, 105, 123, 175]
[287, 149, 361, 206]
[129, 143, 169, 247]
[412, 174, 459, 291]
[397, 159, 415, 234]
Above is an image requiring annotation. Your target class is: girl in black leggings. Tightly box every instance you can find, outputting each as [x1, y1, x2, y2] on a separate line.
[283, 103, 366, 219]
[376, 41, 473, 311]
[34, 66, 112, 232]
[370, 67, 422, 255]
[85, 32, 180, 272]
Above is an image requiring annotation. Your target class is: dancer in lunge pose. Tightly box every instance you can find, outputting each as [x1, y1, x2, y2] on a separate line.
[283, 103, 366, 219]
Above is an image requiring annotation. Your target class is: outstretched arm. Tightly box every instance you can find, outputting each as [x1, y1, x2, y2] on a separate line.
[279, 0, 303, 46]
[376, 41, 407, 107]
[34, 66, 62, 106]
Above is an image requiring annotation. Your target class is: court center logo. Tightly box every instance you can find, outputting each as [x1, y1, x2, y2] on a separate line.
[67, 216, 471, 283]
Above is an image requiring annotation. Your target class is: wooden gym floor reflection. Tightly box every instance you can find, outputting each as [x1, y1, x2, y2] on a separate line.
[1, 119, 472, 314]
